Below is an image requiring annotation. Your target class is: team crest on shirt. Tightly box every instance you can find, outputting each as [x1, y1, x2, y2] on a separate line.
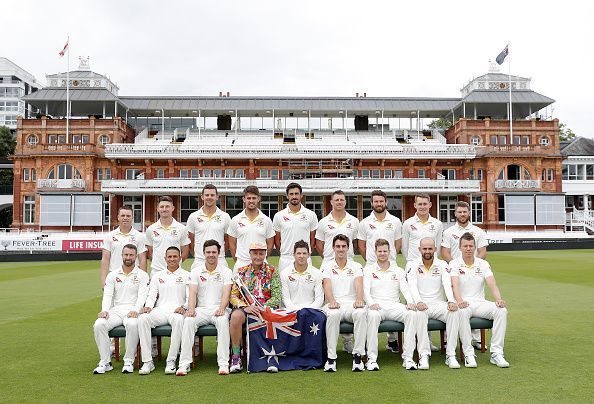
[112, 237, 118, 242]
[197, 217, 204, 223]
[346, 268, 354, 276]
[429, 224, 436, 231]
[431, 268, 441, 277]
[299, 214, 308, 222]
[459, 269, 466, 275]
[453, 234, 460, 240]
[171, 229, 179, 237]
[305, 273, 314, 283]
[158, 278, 165, 284]
[332, 268, 339, 275]
[213, 273, 222, 282]
[474, 268, 482, 276]
[238, 222, 246, 227]
[283, 216, 290, 222]
[115, 277, 122, 283]
[391, 274, 398, 281]
[446, 267, 451, 273]
[129, 235, 136, 242]
[257, 220, 264, 227]
[386, 223, 393, 230]
[288, 275, 296, 282]
[369, 224, 376, 230]
[328, 224, 335, 230]
[175, 277, 184, 284]
[372, 272, 379, 279]
[346, 223, 352, 229]
[200, 276, 207, 282]
[132, 275, 139, 284]
[214, 215, 222, 223]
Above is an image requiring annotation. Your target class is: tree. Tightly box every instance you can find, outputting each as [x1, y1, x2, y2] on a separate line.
[427, 117, 453, 131]
[559, 123, 576, 141]
[0, 126, 16, 157]
[0, 206, 12, 229]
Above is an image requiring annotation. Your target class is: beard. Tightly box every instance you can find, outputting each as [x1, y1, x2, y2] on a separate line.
[373, 206, 386, 213]
[123, 258, 135, 267]
[422, 252, 434, 261]
[457, 216, 469, 225]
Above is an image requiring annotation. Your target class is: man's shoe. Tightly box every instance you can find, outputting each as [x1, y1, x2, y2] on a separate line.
[418, 354, 430, 370]
[139, 361, 155, 375]
[352, 354, 364, 372]
[230, 355, 242, 373]
[176, 364, 191, 376]
[472, 340, 482, 350]
[464, 355, 478, 368]
[366, 360, 379, 371]
[93, 362, 113, 374]
[343, 336, 354, 354]
[121, 362, 134, 373]
[164, 361, 177, 375]
[267, 366, 279, 373]
[218, 365, 229, 375]
[324, 359, 337, 372]
[490, 353, 510, 368]
[385, 340, 400, 353]
[445, 356, 461, 369]
[402, 358, 417, 370]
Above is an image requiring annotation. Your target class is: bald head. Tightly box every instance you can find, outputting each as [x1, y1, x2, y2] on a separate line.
[418, 237, 436, 261]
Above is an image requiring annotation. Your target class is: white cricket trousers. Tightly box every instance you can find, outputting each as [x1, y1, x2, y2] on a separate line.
[179, 307, 231, 368]
[138, 307, 184, 364]
[93, 305, 138, 366]
[324, 303, 367, 359]
[416, 302, 460, 357]
[459, 300, 507, 355]
[366, 304, 426, 362]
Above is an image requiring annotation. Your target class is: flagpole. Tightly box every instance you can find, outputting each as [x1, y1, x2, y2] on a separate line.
[66, 36, 70, 144]
[507, 41, 513, 144]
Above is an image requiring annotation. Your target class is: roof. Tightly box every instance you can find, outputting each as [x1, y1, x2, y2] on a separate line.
[460, 90, 554, 104]
[471, 73, 529, 82]
[46, 70, 110, 80]
[23, 88, 119, 102]
[561, 137, 594, 156]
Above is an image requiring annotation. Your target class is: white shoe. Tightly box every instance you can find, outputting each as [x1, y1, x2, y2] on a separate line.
[230, 355, 243, 373]
[418, 354, 430, 370]
[464, 355, 478, 368]
[176, 364, 190, 376]
[93, 363, 113, 374]
[472, 340, 482, 350]
[445, 356, 461, 369]
[267, 366, 279, 373]
[218, 365, 229, 375]
[121, 362, 134, 373]
[366, 360, 379, 371]
[324, 359, 337, 372]
[343, 336, 354, 354]
[490, 353, 510, 368]
[352, 354, 364, 372]
[402, 358, 417, 370]
[164, 361, 177, 375]
[139, 361, 155, 375]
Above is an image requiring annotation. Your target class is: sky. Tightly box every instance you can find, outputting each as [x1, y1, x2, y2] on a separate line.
[5, 0, 594, 136]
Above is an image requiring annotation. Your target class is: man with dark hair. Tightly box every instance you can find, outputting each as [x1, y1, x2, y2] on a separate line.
[101, 205, 147, 287]
[321, 234, 366, 372]
[316, 190, 359, 264]
[273, 182, 318, 272]
[402, 194, 443, 262]
[227, 186, 275, 270]
[177, 239, 233, 376]
[280, 240, 324, 310]
[441, 200, 487, 262]
[93, 244, 149, 374]
[146, 196, 190, 277]
[187, 185, 231, 269]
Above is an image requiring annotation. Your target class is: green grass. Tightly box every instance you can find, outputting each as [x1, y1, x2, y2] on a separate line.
[1, 251, 593, 403]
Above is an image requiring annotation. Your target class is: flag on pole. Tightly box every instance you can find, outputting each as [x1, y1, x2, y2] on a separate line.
[59, 40, 69, 57]
[495, 45, 509, 65]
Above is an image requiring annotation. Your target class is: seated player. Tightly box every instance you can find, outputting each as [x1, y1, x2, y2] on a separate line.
[228, 242, 281, 373]
[93, 244, 149, 374]
[138, 246, 190, 375]
[280, 240, 324, 310]
[321, 234, 367, 372]
[364, 239, 425, 371]
[176, 240, 233, 376]
[451, 232, 510, 368]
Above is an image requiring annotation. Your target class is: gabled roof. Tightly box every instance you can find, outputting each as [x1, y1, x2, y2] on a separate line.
[460, 90, 554, 104]
[561, 137, 594, 156]
[23, 88, 119, 101]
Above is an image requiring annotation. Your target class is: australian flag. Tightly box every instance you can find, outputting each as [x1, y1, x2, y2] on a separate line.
[247, 307, 326, 373]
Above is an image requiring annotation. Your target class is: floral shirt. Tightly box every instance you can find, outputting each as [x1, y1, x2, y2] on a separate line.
[230, 262, 281, 309]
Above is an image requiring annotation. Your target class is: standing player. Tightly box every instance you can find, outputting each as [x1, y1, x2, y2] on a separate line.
[138, 247, 190, 375]
[321, 234, 367, 372]
[227, 186, 275, 271]
[101, 205, 147, 287]
[187, 184, 231, 269]
[364, 239, 426, 371]
[441, 201, 487, 263]
[176, 240, 233, 376]
[401, 194, 443, 263]
[93, 244, 149, 374]
[145, 196, 190, 277]
[451, 232, 510, 368]
[273, 183, 318, 272]
[280, 240, 324, 310]
[406, 237, 462, 370]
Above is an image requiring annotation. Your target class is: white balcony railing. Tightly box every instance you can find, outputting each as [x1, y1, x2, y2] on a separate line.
[37, 179, 86, 189]
[494, 179, 541, 189]
[101, 178, 481, 195]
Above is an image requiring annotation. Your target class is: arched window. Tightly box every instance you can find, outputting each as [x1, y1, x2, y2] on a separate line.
[47, 164, 82, 180]
[497, 164, 532, 180]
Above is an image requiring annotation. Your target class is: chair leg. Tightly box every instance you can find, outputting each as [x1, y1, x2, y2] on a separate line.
[191, 343, 195, 369]
[459, 338, 464, 363]
[242, 333, 247, 363]
[439, 330, 446, 354]
[136, 343, 141, 369]
[481, 329, 486, 353]
[114, 337, 121, 362]
[199, 336, 204, 361]
[157, 336, 162, 362]
[397, 332, 403, 354]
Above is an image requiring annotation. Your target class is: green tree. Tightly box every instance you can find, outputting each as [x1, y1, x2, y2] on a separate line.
[0, 206, 12, 228]
[0, 126, 16, 157]
[427, 117, 453, 131]
[559, 123, 576, 141]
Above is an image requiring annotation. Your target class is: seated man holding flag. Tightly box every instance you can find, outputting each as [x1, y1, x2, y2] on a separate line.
[229, 242, 281, 373]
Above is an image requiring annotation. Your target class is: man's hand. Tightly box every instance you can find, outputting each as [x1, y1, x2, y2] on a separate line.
[127, 311, 138, 318]
[405, 303, 416, 311]
[214, 307, 226, 317]
[141, 307, 152, 314]
[353, 300, 365, 309]
[496, 299, 506, 308]
[98, 311, 109, 319]
[174, 306, 186, 315]
[447, 302, 458, 312]
[416, 302, 428, 311]
[244, 305, 259, 315]
[369, 303, 381, 311]
[186, 308, 196, 317]
[328, 301, 340, 309]
[457, 300, 469, 309]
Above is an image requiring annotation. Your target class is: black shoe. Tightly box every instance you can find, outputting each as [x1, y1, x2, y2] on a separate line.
[386, 340, 400, 353]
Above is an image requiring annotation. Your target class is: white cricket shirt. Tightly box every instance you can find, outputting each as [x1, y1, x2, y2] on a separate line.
[449, 257, 494, 301]
[102, 266, 149, 312]
[358, 211, 403, 264]
[280, 264, 324, 310]
[227, 209, 275, 263]
[145, 219, 191, 273]
[102, 227, 147, 272]
[321, 259, 363, 303]
[273, 205, 318, 257]
[315, 212, 359, 262]
[189, 263, 233, 308]
[186, 207, 231, 265]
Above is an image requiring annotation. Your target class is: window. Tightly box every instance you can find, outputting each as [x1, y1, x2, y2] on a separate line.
[393, 170, 403, 179]
[180, 169, 189, 178]
[72, 135, 89, 144]
[282, 169, 289, 180]
[371, 169, 380, 179]
[236, 169, 245, 178]
[587, 165, 594, 181]
[103, 195, 110, 225]
[387, 196, 403, 219]
[270, 169, 279, 180]
[498, 194, 505, 222]
[361, 169, 370, 178]
[522, 135, 530, 145]
[441, 169, 456, 180]
[97, 168, 111, 181]
[541, 169, 546, 181]
[471, 136, 481, 146]
[562, 164, 568, 180]
[362, 196, 372, 218]
[513, 136, 521, 145]
[180, 196, 199, 223]
[439, 196, 458, 224]
[104, 168, 111, 180]
[26, 135, 38, 145]
[384, 170, 392, 178]
[48, 134, 66, 144]
[260, 196, 279, 219]
[471, 196, 483, 223]
[224, 169, 234, 178]
[31, 168, 36, 181]
[305, 195, 324, 219]
[225, 195, 243, 218]
[97, 168, 103, 181]
[259, 169, 269, 178]
[48, 164, 81, 179]
[346, 195, 358, 218]
[156, 168, 165, 179]
[23, 168, 30, 182]
[418, 169, 426, 179]
[469, 169, 484, 180]
[499, 135, 507, 145]
[539, 136, 550, 146]
[24, 195, 35, 224]
[547, 169, 554, 182]
[490, 135, 498, 145]
[203, 169, 212, 177]
[98, 135, 110, 145]
[125, 169, 141, 180]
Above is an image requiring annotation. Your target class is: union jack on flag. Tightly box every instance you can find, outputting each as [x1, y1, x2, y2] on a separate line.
[248, 307, 301, 339]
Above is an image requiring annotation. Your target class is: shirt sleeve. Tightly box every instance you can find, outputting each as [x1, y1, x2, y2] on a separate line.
[483, 261, 494, 278]
[265, 217, 276, 239]
[227, 218, 238, 238]
[180, 226, 191, 246]
[435, 221, 443, 257]
[101, 274, 115, 312]
[186, 213, 196, 234]
[405, 263, 422, 303]
[397, 269, 414, 304]
[476, 228, 489, 249]
[362, 267, 374, 306]
[357, 221, 368, 241]
[394, 218, 403, 240]
[441, 229, 452, 248]
[188, 269, 199, 286]
[272, 212, 281, 232]
[321, 263, 331, 280]
[136, 233, 148, 254]
[351, 218, 359, 240]
[280, 273, 295, 309]
[144, 276, 159, 308]
[223, 269, 233, 286]
[309, 211, 318, 232]
[441, 264, 455, 302]
[315, 219, 325, 241]
[102, 233, 112, 252]
[312, 272, 324, 309]
[135, 273, 150, 312]
[401, 222, 410, 261]
[145, 227, 154, 247]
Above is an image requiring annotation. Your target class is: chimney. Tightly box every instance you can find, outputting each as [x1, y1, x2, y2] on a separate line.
[226, 91, 230, 97]
[219, 91, 223, 97]
[363, 92, 367, 97]
[356, 92, 359, 97]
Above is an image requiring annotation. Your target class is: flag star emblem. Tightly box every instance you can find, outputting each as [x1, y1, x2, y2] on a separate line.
[259, 345, 286, 364]
[309, 322, 320, 336]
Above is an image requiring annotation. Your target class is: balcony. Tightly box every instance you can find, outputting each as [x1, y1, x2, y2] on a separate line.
[101, 178, 481, 195]
[494, 179, 541, 190]
[37, 179, 86, 190]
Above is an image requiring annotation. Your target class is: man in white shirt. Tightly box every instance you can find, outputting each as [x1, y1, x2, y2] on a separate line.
[227, 185, 275, 270]
[402, 194, 443, 263]
[93, 244, 149, 374]
[406, 237, 462, 370]
[441, 201, 487, 262]
[187, 184, 231, 269]
[101, 205, 147, 287]
[280, 240, 324, 310]
[176, 240, 233, 376]
[364, 239, 425, 371]
[273, 183, 318, 272]
[145, 196, 191, 277]
[321, 234, 366, 373]
[138, 246, 191, 375]
[451, 232, 510, 368]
